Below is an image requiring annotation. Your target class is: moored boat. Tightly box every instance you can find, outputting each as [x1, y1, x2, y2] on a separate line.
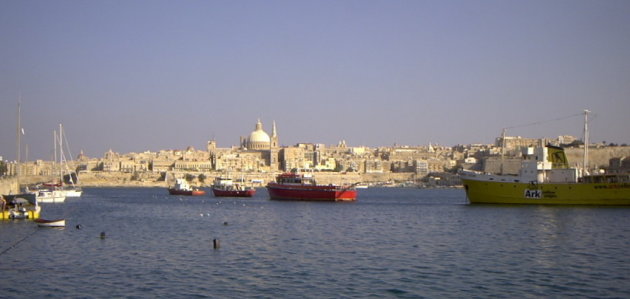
[34, 189, 66, 203]
[267, 173, 357, 201]
[2, 101, 40, 219]
[168, 179, 206, 196]
[212, 177, 256, 197]
[37, 124, 83, 200]
[460, 110, 630, 205]
[355, 183, 369, 189]
[2, 193, 37, 204]
[35, 218, 66, 227]
[461, 168, 630, 205]
[61, 187, 82, 198]
[1, 196, 41, 220]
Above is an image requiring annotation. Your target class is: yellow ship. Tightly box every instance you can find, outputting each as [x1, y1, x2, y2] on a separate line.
[461, 145, 630, 205]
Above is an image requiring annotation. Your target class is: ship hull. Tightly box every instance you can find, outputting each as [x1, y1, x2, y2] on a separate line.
[1, 209, 40, 220]
[462, 178, 630, 205]
[168, 189, 206, 196]
[267, 183, 357, 201]
[35, 218, 66, 227]
[212, 188, 256, 197]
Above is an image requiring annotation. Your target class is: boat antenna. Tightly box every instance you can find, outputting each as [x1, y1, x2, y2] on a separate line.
[500, 128, 506, 174]
[583, 109, 590, 174]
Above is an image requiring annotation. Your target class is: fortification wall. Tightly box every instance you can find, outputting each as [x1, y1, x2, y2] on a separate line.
[75, 171, 415, 188]
[565, 146, 630, 169]
[0, 176, 19, 195]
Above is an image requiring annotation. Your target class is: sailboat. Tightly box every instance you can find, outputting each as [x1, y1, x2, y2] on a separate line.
[460, 110, 630, 205]
[56, 124, 82, 197]
[2, 100, 41, 219]
[31, 124, 82, 203]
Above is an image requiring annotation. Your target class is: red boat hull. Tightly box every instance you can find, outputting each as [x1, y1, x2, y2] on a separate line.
[168, 189, 206, 196]
[212, 188, 256, 197]
[266, 183, 357, 201]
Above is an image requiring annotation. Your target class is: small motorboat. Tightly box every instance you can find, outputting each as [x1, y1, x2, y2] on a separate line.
[35, 218, 66, 227]
[1, 196, 41, 220]
[168, 179, 206, 196]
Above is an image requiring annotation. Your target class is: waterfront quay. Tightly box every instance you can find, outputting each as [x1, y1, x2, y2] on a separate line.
[2, 143, 629, 190]
[2, 120, 629, 190]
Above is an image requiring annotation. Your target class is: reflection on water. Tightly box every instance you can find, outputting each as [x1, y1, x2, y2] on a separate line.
[1, 187, 628, 298]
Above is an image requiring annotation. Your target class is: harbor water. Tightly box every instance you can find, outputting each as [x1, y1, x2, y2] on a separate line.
[1, 187, 629, 298]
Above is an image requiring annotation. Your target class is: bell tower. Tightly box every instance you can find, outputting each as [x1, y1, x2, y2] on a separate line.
[271, 121, 279, 148]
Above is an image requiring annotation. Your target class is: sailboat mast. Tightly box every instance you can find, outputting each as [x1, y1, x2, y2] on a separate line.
[59, 124, 65, 184]
[53, 129, 58, 182]
[583, 109, 590, 173]
[16, 100, 21, 176]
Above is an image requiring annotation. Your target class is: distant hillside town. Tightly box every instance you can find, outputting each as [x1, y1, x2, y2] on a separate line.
[1, 119, 629, 187]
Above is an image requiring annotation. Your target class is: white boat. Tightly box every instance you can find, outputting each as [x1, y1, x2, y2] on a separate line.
[35, 218, 66, 227]
[168, 178, 206, 196]
[60, 188, 82, 198]
[355, 183, 369, 189]
[56, 124, 83, 198]
[33, 124, 82, 201]
[35, 189, 66, 203]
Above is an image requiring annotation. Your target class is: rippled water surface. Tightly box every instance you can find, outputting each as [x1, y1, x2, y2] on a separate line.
[1, 187, 629, 298]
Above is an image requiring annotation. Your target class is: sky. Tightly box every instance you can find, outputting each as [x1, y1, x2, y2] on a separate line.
[1, 0, 629, 161]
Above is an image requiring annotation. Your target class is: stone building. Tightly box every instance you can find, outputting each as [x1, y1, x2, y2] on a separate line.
[101, 149, 121, 172]
[173, 160, 213, 172]
[212, 148, 268, 172]
[280, 147, 307, 171]
[151, 160, 173, 173]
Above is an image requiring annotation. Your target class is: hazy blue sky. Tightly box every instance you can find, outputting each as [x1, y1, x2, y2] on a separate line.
[1, 0, 629, 161]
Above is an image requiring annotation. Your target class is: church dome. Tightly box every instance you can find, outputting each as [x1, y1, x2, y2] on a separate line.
[247, 119, 271, 150]
[250, 130, 270, 143]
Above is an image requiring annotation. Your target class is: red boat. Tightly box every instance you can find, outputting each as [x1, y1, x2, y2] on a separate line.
[211, 177, 256, 197]
[212, 188, 256, 197]
[168, 179, 206, 196]
[266, 173, 357, 201]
